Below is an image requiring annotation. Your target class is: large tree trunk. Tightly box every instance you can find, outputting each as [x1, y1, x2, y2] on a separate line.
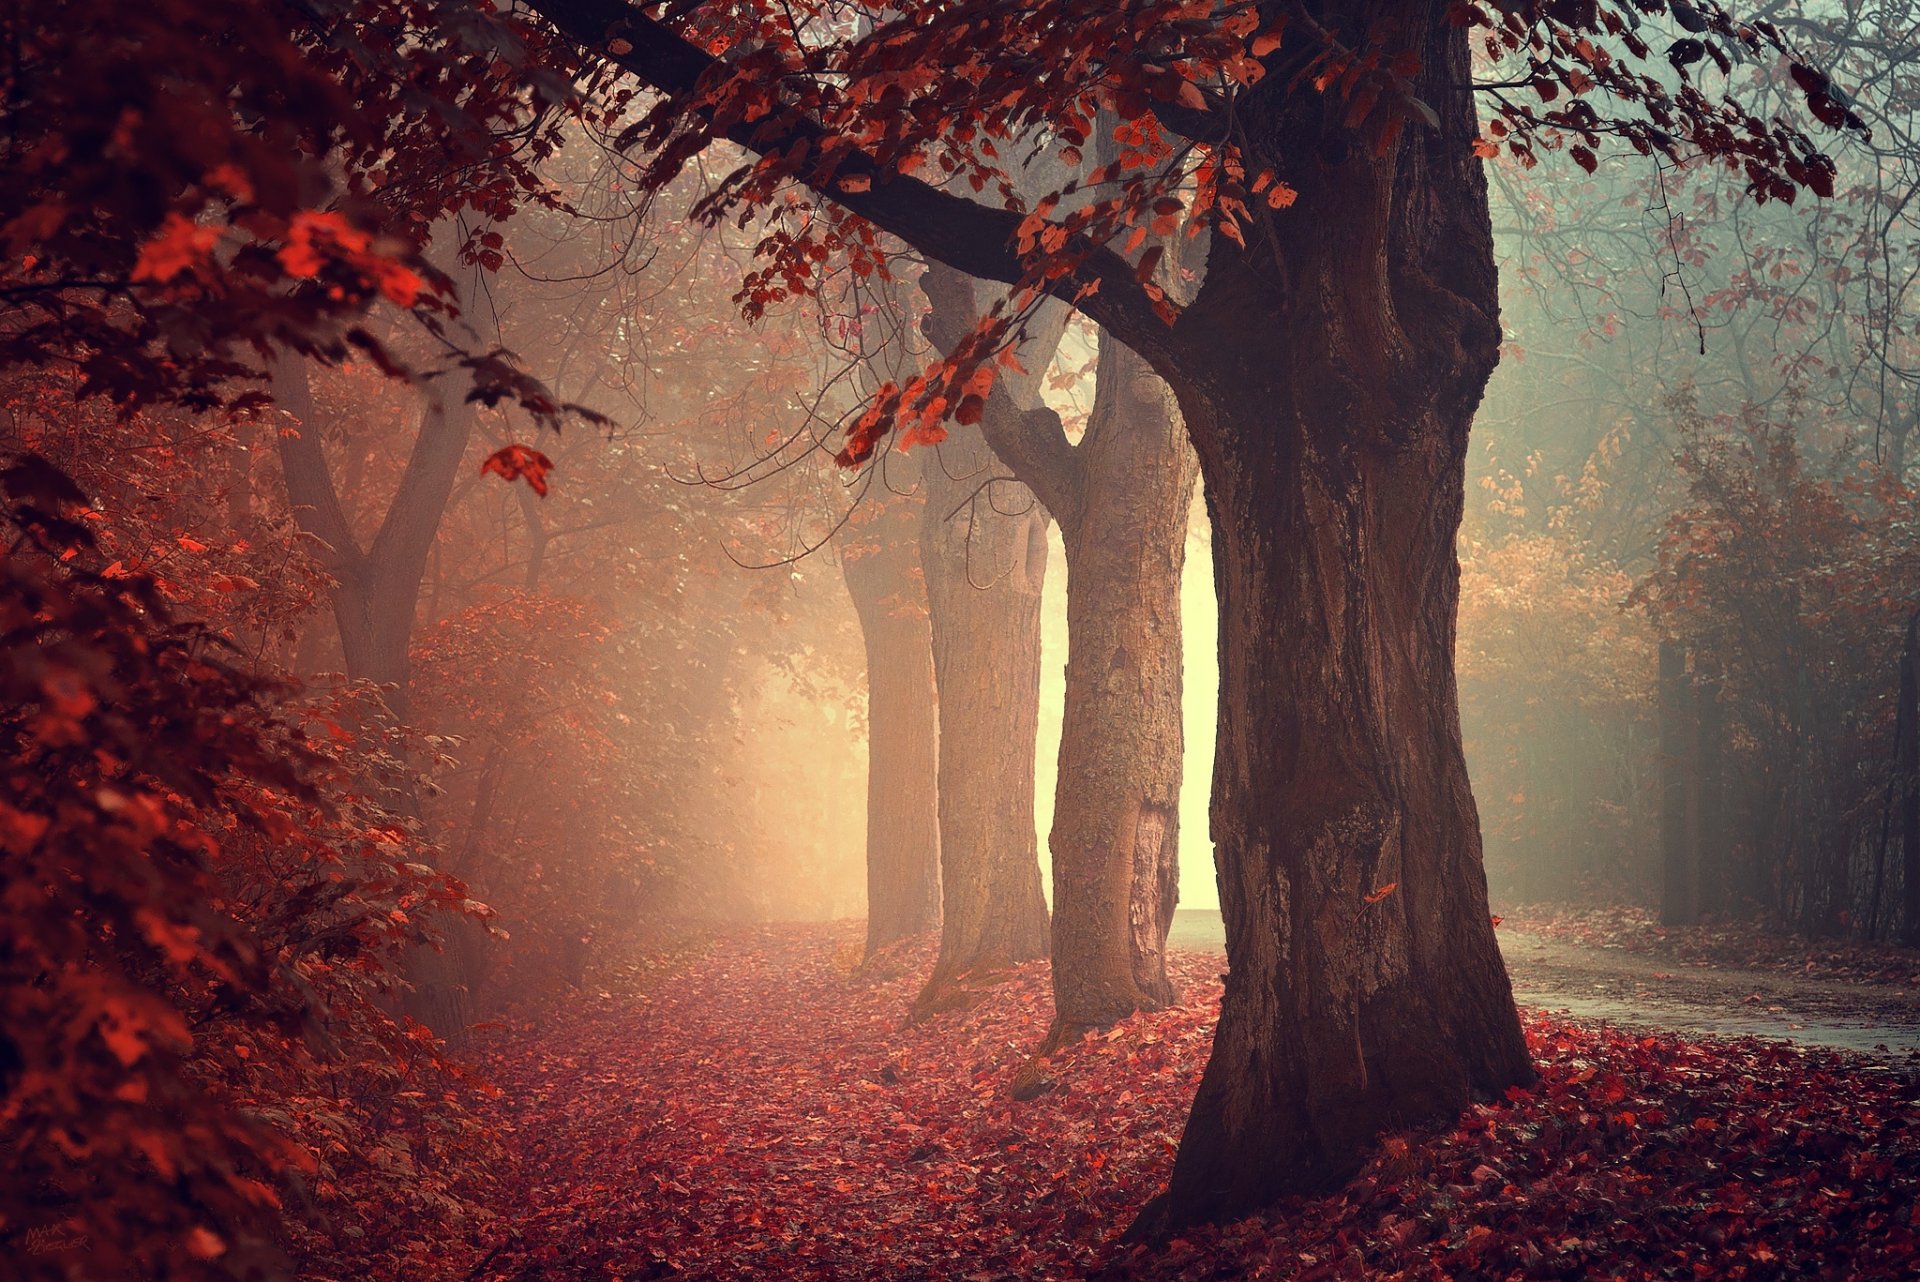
[841, 500, 943, 957]
[1041, 333, 1197, 1044]
[916, 429, 1052, 1000]
[1140, 13, 1531, 1230]
[912, 266, 1063, 1008]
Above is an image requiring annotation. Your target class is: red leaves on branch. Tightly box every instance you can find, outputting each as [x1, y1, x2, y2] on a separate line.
[0, 0, 581, 421]
[541, 0, 1866, 467]
[0, 442, 500, 1282]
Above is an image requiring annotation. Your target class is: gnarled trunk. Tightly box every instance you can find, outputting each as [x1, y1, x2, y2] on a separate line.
[1043, 334, 1197, 1043]
[1142, 14, 1531, 1230]
[841, 505, 942, 957]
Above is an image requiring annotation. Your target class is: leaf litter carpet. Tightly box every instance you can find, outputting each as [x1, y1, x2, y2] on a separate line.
[472, 923, 1920, 1280]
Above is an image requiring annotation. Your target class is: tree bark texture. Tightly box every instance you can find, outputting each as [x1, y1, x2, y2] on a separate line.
[1141, 11, 1532, 1229]
[1022, 332, 1198, 1044]
[912, 264, 1062, 1007]
[841, 487, 943, 957]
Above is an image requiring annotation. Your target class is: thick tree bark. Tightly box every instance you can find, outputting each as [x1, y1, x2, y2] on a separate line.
[1035, 334, 1198, 1044]
[1138, 13, 1531, 1230]
[841, 498, 943, 957]
[912, 265, 1062, 1008]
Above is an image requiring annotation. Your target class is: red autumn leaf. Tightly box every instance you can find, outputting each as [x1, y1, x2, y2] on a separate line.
[130, 214, 223, 285]
[480, 444, 554, 497]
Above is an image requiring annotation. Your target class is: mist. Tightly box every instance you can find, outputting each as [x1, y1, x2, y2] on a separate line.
[11, 3, 1920, 1280]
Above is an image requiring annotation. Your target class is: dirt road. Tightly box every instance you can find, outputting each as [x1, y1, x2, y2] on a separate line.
[1167, 909, 1920, 1057]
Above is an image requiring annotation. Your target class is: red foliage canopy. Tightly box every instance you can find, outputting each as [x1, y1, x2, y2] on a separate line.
[523, 0, 1862, 462]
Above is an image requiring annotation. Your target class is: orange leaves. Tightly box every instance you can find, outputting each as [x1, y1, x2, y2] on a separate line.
[1364, 881, 1400, 904]
[1249, 169, 1298, 210]
[184, 1227, 226, 1260]
[480, 444, 555, 497]
[130, 213, 224, 285]
[279, 210, 423, 308]
[0, 799, 50, 852]
[953, 361, 997, 428]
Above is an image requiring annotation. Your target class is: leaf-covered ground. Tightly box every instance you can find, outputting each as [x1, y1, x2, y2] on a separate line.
[470, 923, 1920, 1281]
[1501, 904, 1920, 988]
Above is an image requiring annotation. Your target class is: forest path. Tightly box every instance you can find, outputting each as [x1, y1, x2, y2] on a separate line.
[470, 922, 1920, 1281]
[473, 927, 1219, 1280]
[1169, 909, 1920, 1056]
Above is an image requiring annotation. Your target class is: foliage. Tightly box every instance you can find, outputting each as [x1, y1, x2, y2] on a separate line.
[1637, 394, 1920, 933]
[0, 449, 495, 1280]
[0, 0, 580, 419]
[1458, 532, 1658, 899]
[524, 0, 1855, 461]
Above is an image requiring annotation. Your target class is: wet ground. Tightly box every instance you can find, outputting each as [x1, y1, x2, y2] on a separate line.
[1167, 909, 1920, 1058]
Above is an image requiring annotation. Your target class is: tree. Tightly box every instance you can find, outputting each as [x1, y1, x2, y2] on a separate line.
[266, 243, 492, 1035]
[913, 270, 1062, 1004]
[270, 346, 475, 724]
[826, 262, 946, 958]
[522, 0, 1843, 1228]
[923, 255, 1200, 1041]
[839, 463, 944, 957]
[522, 0, 1852, 1227]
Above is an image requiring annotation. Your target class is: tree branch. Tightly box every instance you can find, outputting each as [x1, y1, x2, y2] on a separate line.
[523, 0, 1175, 364]
[269, 349, 362, 568]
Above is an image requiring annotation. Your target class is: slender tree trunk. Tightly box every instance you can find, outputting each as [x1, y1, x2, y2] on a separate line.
[1694, 665, 1725, 918]
[841, 504, 943, 957]
[269, 324, 481, 1038]
[1658, 640, 1693, 927]
[1042, 333, 1197, 1043]
[1139, 15, 1530, 1229]
[1901, 615, 1920, 944]
[912, 266, 1061, 1008]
